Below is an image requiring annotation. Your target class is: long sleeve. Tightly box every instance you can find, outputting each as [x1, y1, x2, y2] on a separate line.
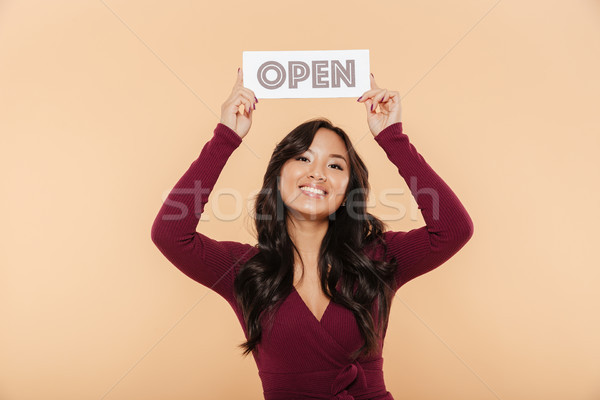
[373, 122, 474, 290]
[150, 123, 258, 303]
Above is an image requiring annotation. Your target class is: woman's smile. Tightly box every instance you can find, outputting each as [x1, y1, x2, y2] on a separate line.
[300, 186, 327, 198]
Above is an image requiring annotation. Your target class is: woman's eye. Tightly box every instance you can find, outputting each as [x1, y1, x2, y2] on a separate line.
[295, 156, 343, 171]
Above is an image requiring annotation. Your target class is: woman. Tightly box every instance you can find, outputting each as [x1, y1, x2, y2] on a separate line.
[151, 67, 474, 399]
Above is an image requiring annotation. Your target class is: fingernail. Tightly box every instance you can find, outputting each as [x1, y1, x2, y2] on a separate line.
[255, 96, 258, 103]
[371, 104, 373, 111]
[370, 73, 374, 78]
[357, 96, 362, 102]
[253, 103, 256, 110]
[238, 67, 240, 73]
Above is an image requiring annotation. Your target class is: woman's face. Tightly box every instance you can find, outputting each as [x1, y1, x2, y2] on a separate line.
[279, 128, 351, 221]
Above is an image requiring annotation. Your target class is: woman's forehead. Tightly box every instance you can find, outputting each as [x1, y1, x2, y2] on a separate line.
[308, 128, 347, 153]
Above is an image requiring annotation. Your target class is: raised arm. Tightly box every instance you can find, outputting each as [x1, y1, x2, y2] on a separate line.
[150, 123, 257, 303]
[373, 122, 474, 290]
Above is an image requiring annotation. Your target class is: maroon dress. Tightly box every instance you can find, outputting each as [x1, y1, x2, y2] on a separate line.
[151, 122, 474, 399]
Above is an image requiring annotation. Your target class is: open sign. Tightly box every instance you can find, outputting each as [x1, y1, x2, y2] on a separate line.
[243, 49, 370, 99]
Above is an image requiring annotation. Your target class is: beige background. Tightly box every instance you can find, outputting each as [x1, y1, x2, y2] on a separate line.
[1, 0, 599, 399]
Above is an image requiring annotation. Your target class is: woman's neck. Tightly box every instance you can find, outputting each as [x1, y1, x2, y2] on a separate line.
[287, 215, 329, 278]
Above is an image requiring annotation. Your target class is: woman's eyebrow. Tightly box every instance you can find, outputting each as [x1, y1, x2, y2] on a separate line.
[306, 149, 347, 163]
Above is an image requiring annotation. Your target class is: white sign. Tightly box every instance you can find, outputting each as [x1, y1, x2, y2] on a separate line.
[242, 49, 370, 99]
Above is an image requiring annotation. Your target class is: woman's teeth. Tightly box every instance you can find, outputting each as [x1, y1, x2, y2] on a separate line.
[300, 186, 326, 195]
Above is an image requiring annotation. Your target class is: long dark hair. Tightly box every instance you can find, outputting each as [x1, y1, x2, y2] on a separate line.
[233, 117, 398, 360]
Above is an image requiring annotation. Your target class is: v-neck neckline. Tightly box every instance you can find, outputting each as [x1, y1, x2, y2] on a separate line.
[292, 285, 332, 324]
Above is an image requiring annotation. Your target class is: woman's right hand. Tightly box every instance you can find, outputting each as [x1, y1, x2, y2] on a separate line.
[220, 68, 258, 139]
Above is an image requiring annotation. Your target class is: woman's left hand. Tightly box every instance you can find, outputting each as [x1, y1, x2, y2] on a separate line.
[357, 74, 402, 137]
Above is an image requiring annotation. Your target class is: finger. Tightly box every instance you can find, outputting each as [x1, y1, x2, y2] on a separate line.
[231, 89, 256, 111]
[234, 71, 258, 103]
[370, 73, 379, 89]
[233, 95, 252, 114]
[233, 67, 243, 89]
[375, 89, 387, 103]
[371, 89, 387, 111]
[357, 88, 379, 102]
[364, 98, 376, 113]
[367, 98, 377, 113]
[387, 91, 400, 105]
[240, 87, 258, 104]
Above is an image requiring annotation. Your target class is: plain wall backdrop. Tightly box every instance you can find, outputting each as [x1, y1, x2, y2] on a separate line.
[1, 0, 599, 399]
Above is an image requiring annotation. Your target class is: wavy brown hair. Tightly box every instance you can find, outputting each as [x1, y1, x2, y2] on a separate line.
[233, 117, 398, 361]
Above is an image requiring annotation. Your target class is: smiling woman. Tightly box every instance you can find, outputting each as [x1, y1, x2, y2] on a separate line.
[150, 68, 474, 399]
[279, 126, 350, 223]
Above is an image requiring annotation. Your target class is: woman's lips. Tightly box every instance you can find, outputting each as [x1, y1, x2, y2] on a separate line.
[299, 187, 327, 198]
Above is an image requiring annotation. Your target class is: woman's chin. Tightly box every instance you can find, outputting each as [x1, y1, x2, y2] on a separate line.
[287, 207, 331, 222]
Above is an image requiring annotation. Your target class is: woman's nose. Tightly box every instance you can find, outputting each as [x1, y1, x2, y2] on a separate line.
[309, 169, 326, 181]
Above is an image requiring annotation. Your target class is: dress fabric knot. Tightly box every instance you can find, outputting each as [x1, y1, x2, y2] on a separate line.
[330, 361, 368, 399]
[259, 357, 389, 399]
[331, 389, 354, 400]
